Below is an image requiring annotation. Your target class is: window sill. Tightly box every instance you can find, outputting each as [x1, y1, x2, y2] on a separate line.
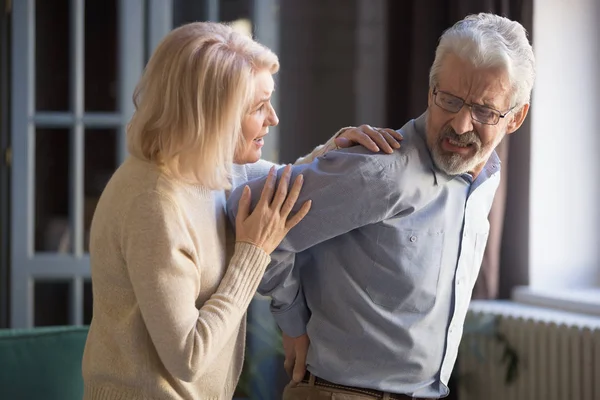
[512, 285, 600, 318]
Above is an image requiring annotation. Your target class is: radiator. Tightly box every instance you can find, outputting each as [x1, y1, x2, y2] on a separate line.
[458, 300, 600, 400]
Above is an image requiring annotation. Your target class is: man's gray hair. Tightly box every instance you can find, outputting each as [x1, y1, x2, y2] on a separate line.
[429, 13, 536, 107]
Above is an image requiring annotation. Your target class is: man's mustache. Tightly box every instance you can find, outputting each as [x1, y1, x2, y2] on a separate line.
[441, 127, 481, 146]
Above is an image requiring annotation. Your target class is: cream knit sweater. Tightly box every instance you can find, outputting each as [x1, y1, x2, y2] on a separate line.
[82, 156, 271, 400]
[82, 136, 339, 400]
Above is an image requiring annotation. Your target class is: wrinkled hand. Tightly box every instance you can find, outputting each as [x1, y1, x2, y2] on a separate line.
[236, 165, 312, 254]
[335, 124, 403, 154]
[283, 332, 310, 385]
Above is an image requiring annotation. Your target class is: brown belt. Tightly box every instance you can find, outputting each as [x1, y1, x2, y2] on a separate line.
[301, 372, 438, 400]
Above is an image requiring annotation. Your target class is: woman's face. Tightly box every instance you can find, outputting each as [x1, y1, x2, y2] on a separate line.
[234, 69, 279, 164]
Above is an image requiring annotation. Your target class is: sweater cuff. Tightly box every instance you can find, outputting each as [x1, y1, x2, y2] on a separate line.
[218, 242, 270, 310]
[294, 126, 354, 165]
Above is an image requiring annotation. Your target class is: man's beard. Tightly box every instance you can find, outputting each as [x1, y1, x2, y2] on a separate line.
[430, 126, 486, 175]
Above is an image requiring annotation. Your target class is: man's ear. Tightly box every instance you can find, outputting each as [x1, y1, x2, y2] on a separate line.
[506, 103, 530, 134]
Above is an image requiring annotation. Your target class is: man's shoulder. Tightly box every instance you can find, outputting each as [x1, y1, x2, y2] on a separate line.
[320, 124, 431, 176]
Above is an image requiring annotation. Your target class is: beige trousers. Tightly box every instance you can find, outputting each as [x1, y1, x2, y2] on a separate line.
[282, 375, 397, 400]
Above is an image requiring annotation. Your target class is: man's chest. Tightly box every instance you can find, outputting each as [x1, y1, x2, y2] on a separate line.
[316, 184, 494, 312]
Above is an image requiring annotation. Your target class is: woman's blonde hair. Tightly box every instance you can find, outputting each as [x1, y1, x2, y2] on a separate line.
[127, 22, 279, 189]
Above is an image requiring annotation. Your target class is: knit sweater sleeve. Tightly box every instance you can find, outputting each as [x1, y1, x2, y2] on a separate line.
[293, 126, 352, 165]
[121, 190, 270, 382]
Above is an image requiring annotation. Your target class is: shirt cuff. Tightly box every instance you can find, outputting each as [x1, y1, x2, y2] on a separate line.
[271, 299, 310, 337]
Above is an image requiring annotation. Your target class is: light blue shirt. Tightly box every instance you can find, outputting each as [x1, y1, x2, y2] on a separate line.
[227, 113, 500, 398]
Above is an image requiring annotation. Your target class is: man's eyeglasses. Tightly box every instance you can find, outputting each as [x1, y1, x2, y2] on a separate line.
[432, 88, 514, 126]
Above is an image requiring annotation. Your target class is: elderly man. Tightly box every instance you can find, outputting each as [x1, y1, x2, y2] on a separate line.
[227, 13, 535, 400]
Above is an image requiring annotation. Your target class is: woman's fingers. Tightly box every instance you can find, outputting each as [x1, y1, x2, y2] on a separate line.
[280, 172, 311, 229]
[280, 173, 304, 218]
[235, 186, 251, 225]
[385, 128, 403, 142]
[257, 166, 277, 206]
[286, 200, 312, 230]
[360, 125, 393, 153]
[235, 167, 313, 253]
[377, 128, 402, 149]
[334, 125, 402, 154]
[270, 164, 292, 210]
[341, 128, 379, 152]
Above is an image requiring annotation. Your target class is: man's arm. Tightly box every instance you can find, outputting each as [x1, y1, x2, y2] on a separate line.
[243, 125, 403, 181]
[227, 148, 407, 335]
[229, 148, 404, 252]
[241, 127, 347, 183]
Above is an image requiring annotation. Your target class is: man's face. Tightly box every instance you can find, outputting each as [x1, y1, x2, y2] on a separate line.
[425, 53, 529, 177]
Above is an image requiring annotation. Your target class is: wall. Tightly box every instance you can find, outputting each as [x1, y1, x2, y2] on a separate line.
[529, 0, 600, 288]
[277, 0, 388, 162]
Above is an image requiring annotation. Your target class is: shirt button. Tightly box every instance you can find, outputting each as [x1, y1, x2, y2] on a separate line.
[409, 235, 417, 242]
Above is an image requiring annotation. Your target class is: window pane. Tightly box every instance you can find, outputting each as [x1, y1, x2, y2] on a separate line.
[84, 129, 117, 252]
[34, 281, 70, 326]
[35, 0, 71, 111]
[84, 0, 118, 112]
[83, 280, 93, 325]
[35, 129, 71, 253]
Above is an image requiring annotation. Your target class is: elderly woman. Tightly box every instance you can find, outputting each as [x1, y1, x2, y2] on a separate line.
[82, 22, 400, 400]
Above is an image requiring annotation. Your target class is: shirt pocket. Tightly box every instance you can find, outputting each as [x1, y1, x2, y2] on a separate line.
[365, 228, 444, 313]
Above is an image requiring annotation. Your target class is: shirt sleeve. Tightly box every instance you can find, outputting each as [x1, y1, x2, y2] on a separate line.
[227, 148, 407, 336]
[259, 251, 312, 336]
[122, 191, 270, 382]
[231, 149, 406, 252]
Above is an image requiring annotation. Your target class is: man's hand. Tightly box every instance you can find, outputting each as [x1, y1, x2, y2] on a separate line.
[282, 332, 310, 385]
[335, 124, 403, 154]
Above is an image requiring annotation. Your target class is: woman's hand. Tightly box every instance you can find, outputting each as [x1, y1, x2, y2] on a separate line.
[335, 125, 403, 154]
[235, 165, 311, 254]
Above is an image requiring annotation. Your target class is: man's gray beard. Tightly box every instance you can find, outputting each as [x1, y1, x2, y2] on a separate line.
[429, 126, 485, 175]
[431, 144, 483, 176]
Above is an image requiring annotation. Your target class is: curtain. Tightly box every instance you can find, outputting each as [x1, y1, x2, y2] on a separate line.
[387, 0, 533, 301]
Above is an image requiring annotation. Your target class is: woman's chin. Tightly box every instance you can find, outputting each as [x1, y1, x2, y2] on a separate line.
[234, 151, 261, 165]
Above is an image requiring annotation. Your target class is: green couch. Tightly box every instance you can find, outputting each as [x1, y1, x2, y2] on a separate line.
[0, 321, 280, 399]
[0, 325, 89, 400]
